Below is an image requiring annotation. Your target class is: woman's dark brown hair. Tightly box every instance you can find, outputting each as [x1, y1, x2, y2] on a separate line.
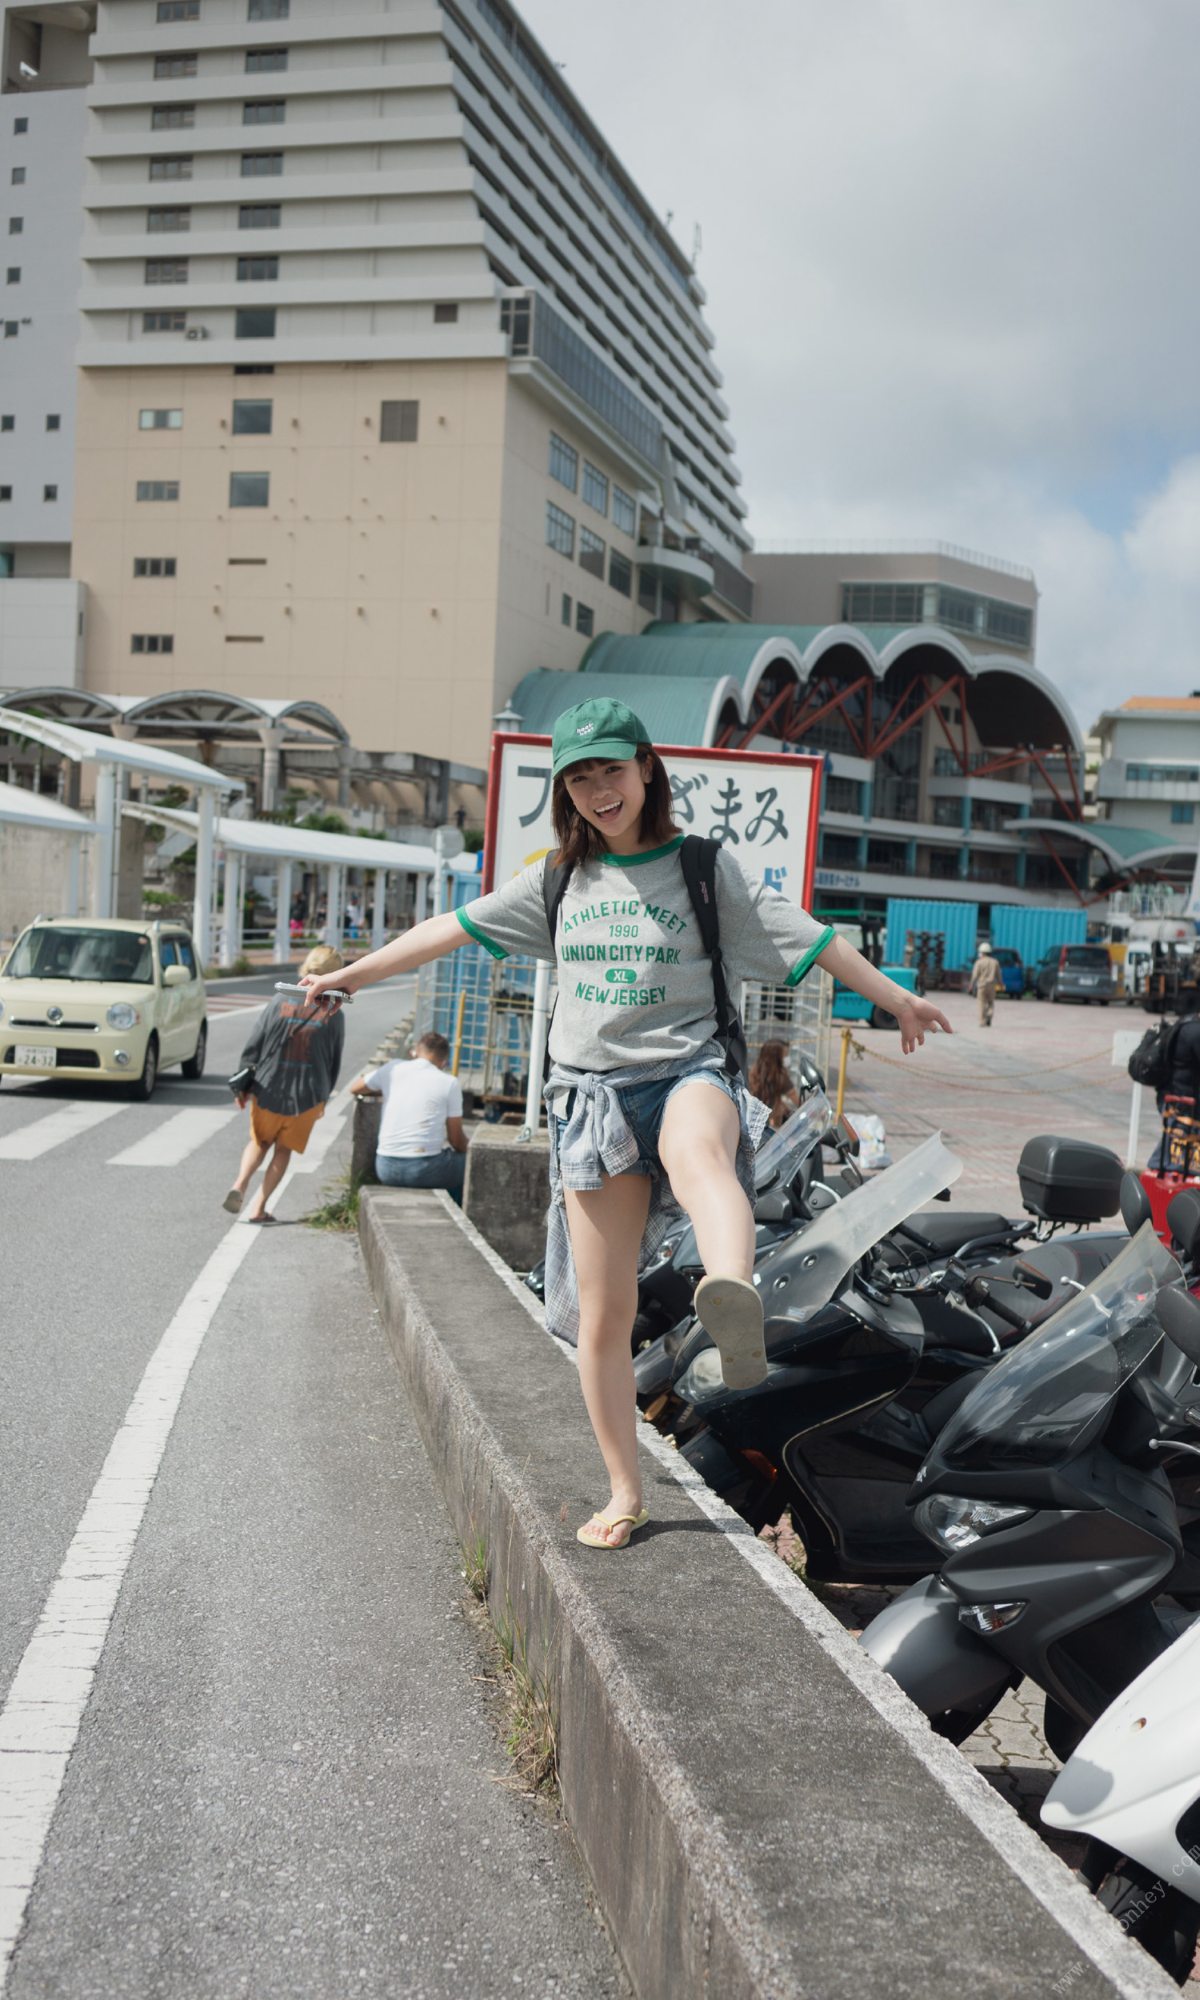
[550, 745, 677, 868]
[748, 1040, 794, 1122]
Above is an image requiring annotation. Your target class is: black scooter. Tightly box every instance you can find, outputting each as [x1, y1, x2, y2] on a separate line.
[860, 1190, 1200, 1758]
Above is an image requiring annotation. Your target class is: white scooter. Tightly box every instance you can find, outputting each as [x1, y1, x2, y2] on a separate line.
[1041, 1285, 1200, 1983]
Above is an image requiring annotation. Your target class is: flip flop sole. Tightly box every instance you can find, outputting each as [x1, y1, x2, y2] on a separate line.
[694, 1275, 767, 1389]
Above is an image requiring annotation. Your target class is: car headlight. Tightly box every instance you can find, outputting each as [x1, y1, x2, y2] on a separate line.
[913, 1495, 1032, 1552]
[106, 1002, 140, 1031]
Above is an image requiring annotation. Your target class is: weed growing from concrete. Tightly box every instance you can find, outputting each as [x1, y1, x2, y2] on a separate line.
[461, 1533, 489, 1602]
[304, 1167, 362, 1232]
[463, 1570, 560, 1806]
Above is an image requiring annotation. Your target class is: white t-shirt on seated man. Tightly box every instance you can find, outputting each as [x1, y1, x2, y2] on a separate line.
[351, 1030, 469, 1200]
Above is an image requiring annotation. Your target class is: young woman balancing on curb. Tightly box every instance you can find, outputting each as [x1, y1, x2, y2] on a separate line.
[302, 699, 952, 1550]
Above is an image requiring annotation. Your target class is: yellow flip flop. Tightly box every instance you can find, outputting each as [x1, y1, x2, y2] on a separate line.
[577, 1507, 650, 1550]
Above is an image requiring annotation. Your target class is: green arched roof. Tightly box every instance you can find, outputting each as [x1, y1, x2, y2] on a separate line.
[510, 670, 729, 748]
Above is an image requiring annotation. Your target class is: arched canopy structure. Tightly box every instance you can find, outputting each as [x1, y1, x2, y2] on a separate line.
[1005, 817, 1199, 893]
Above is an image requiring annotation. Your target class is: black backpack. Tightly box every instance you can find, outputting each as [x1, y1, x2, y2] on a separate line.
[1127, 1017, 1182, 1090]
[540, 833, 749, 1081]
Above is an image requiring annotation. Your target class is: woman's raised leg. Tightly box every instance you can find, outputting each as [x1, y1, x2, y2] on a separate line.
[658, 1082, 764, 1387]
[565, 1172, 652, 1546]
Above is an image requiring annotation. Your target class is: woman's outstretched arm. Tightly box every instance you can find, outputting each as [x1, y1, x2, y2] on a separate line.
[815, 934, 953, 1054]
[300, 910, 468, 1006]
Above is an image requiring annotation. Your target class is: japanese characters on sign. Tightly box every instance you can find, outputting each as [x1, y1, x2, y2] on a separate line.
[484, 736, 821, 907]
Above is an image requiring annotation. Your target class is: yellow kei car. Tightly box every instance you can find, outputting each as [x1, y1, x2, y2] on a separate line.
[0, 917, 207, 1099]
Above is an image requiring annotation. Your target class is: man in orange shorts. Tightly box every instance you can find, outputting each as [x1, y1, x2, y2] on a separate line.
[222, 944, 347, 1223]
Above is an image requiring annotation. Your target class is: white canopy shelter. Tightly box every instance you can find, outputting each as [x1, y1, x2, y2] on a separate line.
[122, 804, 440, 966]
[0, 707, 244, 962]
[0, 781, 97, 921]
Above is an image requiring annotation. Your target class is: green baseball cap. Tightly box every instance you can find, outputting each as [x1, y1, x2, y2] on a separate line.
[551, 697, 651, 779]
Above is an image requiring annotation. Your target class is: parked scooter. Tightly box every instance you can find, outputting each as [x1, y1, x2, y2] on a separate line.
[859, 1195, 1200, 1771]
[643, 1141, 1132, 1579]
[1041, 1336, 1200, 1980]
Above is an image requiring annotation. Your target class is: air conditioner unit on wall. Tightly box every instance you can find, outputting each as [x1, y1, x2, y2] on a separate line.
[185, 326, 210, 340]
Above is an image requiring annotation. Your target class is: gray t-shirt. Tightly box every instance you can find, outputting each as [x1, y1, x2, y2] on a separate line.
[457, 835, 833, 1074]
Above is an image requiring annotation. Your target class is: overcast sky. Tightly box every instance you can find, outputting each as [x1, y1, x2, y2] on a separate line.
[517, 0, 1200, 733]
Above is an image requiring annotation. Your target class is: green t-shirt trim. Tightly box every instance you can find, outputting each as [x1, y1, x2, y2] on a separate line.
[785, 923, 835, 987]
[598, 835, 685, 868]
[456, 906, 508, 960]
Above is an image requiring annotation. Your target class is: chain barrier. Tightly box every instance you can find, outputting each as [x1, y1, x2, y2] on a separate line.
[843, 1033, 1115, 1093]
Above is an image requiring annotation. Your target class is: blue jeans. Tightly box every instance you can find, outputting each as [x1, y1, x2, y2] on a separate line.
[553, 1067, 736, 1173]
[375, 1148, 465, 1205]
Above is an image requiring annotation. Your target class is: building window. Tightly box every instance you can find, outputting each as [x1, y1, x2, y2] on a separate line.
[561, 593, 572, 626]
[224, 634, 264, 643]
[637, 568, 658, 614]
[241, 151, 283, 176]
[239, 203, 281, 229]
[157, 0, 200, 17]
[545, 501, 575, 559]
[0, 487, 12, 500]
[8, 219, 22, 235]
[3, 322, 18, 338]
[154, 52, 197, 77]
[6, 267, 18, 283]
[134, 556, 177, 577]
[576, 603, 594, 637]
[608, 549, 632, 598]
[139, 407, 183, 429]
[235, 306, 276, 338]
[243, 100, 285, 124]
[1172, 804, 1196, 825]
[0, 415, 12, 431]
[136, 480, 180, 501]
[246, 47, 288, 71]
[148, 206, 190, 231]
[236, 254, 278, 280]
[232, 398, 272, 434]
[233, 363, 274, 374]
[612, 485, 636, 536]
[145, 258, 188, 284]
[433, 302, 458, 323]
[150, 156, 193, 181]
[549, 432, 578, 492]
[152, 104, 195, 129]
[579, 525, 605, 580]
[143, 310, 186, 332]
[132, 633, 174, 654]
[380, 399, 418, 442]
[14, 118, 28, 135]
[582, 463, 609, 515]
[46, 413, 60, 431]
[229, 471, 269, 506]
[1126, 763, 1200, 784]
[43, 485, 57, 501]
[11, 167, 25, 186]
[248, 0, 289, 16]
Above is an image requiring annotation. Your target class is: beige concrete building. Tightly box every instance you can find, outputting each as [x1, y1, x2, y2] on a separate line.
[4, 0, 753, 797]
[747, 544, 1039, 662]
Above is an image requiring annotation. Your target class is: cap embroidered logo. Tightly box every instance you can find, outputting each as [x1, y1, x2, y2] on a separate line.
[577, 722, 595, 736]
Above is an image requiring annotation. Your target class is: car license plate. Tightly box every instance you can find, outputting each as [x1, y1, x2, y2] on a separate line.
[13, 1045, 56, 1068]
[1078, 975, 1097, 986]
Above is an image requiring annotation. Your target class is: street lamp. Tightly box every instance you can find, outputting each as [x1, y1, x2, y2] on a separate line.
[493, 701, 523, 732]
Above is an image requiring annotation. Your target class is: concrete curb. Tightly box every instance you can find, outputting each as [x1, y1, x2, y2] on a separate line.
[360, 1187, 1181, 2000]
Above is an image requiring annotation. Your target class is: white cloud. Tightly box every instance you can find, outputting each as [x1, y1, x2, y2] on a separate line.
[516, 0, 1200, 731]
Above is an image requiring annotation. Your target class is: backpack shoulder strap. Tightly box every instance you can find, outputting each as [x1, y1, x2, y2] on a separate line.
[679, 835, 746, 1079]
[541, 853, 570, 956]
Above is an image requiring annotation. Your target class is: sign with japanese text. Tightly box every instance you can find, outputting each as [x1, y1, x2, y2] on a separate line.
[483, 735, 821, 907]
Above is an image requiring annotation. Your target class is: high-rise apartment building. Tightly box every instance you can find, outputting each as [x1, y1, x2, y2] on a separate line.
[1, 0, 752, 783]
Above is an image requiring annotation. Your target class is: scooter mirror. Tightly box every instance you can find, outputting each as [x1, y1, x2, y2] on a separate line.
[1012, 1258, 1054, 1299]
[1165, 1188, 1200, 1263]
[1155, 1284, 1200, 1368]
[1119, 1171, 1153, 1237]
[795, 1055, 826, 1094]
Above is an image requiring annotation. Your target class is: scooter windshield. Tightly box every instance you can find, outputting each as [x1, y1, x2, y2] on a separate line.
[766, 1131, 962, 1317]
[753, 1089, 834, 1193]
[934, 1221, 1180, 1473]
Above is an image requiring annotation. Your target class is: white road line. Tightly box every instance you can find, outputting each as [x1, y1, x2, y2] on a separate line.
[0, 1101, 126, 1162]
[107, 1107, 237, 1169]
[432, 1193, 1177, 2000]
[0, 1219, 260, 1988]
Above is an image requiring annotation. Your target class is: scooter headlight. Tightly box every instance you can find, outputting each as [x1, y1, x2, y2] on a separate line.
[675, 1348, 727, 1405]
[913, 1494, 1032, 1552]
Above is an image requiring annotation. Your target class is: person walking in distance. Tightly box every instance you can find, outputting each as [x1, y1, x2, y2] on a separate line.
[222, 945, 346, 1223]
[969, 941, 1002, 1027]
[300, 699, 952, 1548]
[350, 1030, 469, 1203]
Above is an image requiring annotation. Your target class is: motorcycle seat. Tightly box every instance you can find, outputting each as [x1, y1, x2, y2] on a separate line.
[876, 1211, 1012, 1269]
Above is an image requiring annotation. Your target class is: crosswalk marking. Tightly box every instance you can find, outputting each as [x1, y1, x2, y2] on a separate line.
[106, 1107, 238, 1169]
[0, 1101, 126, 1161]
[205, 994, 267, 1016]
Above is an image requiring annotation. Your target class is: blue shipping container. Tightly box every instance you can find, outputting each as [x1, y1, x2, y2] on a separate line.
[885, 899, 979, 971]
[989, 904, 1087, 968]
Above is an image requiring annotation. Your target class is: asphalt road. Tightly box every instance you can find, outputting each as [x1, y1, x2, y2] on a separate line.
[0, 984, 627, 2000]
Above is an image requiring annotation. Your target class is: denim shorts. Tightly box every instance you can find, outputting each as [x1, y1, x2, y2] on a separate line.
[556, 1066, 736, 1172]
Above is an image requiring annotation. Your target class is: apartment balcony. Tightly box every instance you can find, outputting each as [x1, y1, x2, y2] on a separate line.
[635, 529, 715, 603]
[1095, 758, 1200, 803]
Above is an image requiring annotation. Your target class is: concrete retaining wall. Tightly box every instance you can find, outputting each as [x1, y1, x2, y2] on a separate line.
[359, 1187, 1177, 2000]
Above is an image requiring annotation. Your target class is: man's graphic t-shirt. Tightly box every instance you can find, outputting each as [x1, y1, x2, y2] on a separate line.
[457, 836, 834, 1074]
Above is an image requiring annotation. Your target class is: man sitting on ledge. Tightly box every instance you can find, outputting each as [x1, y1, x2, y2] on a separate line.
[351, 1029, 470, 1204]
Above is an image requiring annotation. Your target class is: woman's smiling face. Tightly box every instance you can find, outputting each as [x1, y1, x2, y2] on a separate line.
[562, 754, 651, 851]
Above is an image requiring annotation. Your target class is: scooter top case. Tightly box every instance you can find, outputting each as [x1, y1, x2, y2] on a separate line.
[1042, 1615, 1200, 1907]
